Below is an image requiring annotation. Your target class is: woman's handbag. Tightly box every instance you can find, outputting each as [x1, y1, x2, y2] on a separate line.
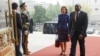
[55, 39, 60, 47]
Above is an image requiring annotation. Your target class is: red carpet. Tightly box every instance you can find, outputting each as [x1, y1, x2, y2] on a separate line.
[31, 37, 100, 56]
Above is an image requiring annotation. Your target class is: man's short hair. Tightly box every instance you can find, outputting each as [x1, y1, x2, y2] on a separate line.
[12, 3, 18, 10]
[75, 4, 81, 8]
[20, 2, 25, 8]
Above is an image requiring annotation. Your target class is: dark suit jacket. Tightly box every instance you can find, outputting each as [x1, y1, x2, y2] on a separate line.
[13, 12, 22, 36]
[69, 11, 88, 37]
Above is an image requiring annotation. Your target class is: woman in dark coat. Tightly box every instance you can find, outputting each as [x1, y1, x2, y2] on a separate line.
[57, 6, 70, 56]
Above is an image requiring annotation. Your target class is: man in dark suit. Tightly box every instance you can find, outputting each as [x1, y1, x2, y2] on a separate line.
[20, 2, 30, 55]
[12, 3, 22, 56]
[69, 4, 88, 56]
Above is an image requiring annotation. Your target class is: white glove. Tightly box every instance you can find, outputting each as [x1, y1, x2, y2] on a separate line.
[24, 30, 29, 35]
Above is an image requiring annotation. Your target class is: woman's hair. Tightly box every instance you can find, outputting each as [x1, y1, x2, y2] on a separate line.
[61, 6, 68, 14]
[12, 3, 18, 10]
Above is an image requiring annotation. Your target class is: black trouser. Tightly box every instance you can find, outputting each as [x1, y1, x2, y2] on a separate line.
[70, 31, 85, 56]
[15, 35, 22, 56]
[22, 34, 28, 54]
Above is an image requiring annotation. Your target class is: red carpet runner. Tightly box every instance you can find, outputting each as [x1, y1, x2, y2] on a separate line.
[31, 37, 100, 56]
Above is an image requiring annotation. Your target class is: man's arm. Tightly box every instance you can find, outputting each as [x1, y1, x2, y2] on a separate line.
[17, 13, 22, 30]
[69, 13, 72, 33]
[81, 13, 88, 36]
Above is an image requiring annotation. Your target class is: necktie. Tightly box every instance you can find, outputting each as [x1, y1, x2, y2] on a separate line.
[76, 12, 79, 18]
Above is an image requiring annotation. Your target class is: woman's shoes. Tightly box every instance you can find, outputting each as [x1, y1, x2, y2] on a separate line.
[63, 54, 66, 56]
[60, 50, 66, 56]
[60, 51, 63, 55]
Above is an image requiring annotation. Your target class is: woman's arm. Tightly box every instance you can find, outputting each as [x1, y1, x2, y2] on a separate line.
[56, 15, 60, 34]
[67, 15, 70, 34]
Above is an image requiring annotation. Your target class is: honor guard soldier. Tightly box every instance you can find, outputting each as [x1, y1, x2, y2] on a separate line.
[20, 2, 30, 55]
